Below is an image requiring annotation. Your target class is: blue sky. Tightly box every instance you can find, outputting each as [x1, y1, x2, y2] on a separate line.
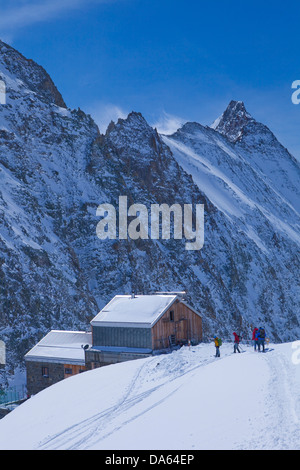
[1, 0, 300, 158]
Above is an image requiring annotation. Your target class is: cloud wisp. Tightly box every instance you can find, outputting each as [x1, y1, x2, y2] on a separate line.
[88, 103, 129, 133]
[0, 0, 111, 38]
[152, 111, 186, 135]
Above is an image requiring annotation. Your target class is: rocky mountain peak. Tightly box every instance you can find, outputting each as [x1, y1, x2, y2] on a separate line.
[176, 121, 207, 135]
[211, 100, 254, 142]
[0, 39, 66, 108]
[105, 111, 151, 138]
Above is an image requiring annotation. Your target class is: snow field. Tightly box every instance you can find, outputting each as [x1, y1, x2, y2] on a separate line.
[0, 342, 299, 450]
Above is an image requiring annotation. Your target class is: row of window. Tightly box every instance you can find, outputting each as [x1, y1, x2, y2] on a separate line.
[41, 366, 84, 377]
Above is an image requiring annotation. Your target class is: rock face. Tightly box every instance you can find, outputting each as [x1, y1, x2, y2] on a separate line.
[211, 100, 253, 142]
[0, 41, 299, 383]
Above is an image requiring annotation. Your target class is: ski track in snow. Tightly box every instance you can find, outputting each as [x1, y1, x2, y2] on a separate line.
[37, 345, 300, 450]
[38, 349, 227, 450]
[236, 348, 300, 450]
[258, 350, 299, 450]
[38, 360, 148, 450]
[1, 343, 299, 450]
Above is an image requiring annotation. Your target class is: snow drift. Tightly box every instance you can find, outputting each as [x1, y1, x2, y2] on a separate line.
[0, 342, 299, 450]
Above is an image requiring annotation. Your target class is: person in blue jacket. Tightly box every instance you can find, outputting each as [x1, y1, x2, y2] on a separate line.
[256, 327, 266, 352]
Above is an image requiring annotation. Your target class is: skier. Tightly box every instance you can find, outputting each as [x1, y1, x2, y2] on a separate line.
[233, 332, 241, 353]
[256, 327, 266, 352]
[213, 336, 221, 357]
[252, 327, 259, 351]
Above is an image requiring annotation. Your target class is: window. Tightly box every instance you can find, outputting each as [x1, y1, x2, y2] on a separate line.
[170, 310, 174, 322]
[64, 368, 73, 375]
[42, 367, 49, 378]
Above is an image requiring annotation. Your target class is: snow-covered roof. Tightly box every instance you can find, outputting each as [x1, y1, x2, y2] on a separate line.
[91, 294, 178, 328]
[25, 330, 92, 365]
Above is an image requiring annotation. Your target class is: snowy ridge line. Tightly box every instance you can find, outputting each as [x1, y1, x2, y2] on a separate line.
[162, 134, 300, 243]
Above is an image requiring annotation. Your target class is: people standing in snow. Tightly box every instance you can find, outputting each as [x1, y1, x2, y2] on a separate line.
[233, 332, 241, 353]
[213, 336, 221, 357]
[256, 327, 266, 352]
[252, 327, 259, 351]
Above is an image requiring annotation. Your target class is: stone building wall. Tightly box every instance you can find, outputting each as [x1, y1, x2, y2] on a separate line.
[26, 361, 65, 396]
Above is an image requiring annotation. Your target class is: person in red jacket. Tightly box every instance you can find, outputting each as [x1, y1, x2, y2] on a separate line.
[252, 327, 259, 351]
[233, 332, 241, 353]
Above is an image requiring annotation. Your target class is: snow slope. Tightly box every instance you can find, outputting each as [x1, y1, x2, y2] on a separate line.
[0, 342, 299, 450]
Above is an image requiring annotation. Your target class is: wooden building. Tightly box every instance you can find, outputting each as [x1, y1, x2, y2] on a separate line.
[85, 293, 202, 369]
[25, 293, 202, 394]
[25, 330, 92, 396]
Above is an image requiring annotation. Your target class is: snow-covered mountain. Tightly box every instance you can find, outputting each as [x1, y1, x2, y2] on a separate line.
[162, 104, 300, 342]
[0, 40, 299, 384]
[0, 342, 299, 450]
